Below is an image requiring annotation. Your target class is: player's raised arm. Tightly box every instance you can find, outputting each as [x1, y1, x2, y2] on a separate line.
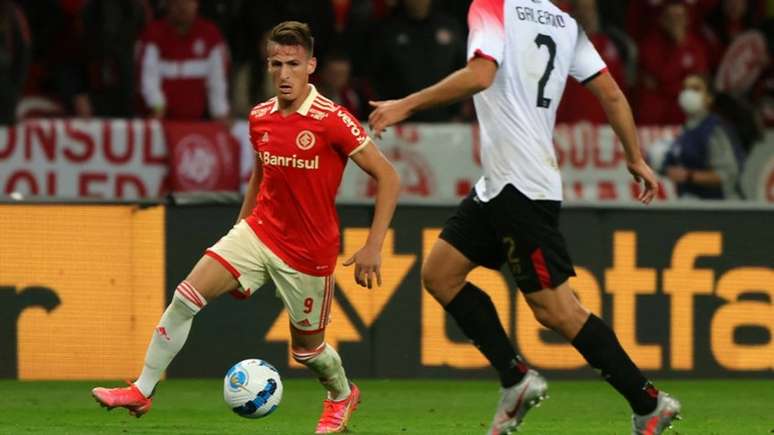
[369, 0, 502, 137]
[342, 141, 400, 289]
[368, 57, 497, 138]
[585, 72, 658, 204]
[236, 153, 263, 223]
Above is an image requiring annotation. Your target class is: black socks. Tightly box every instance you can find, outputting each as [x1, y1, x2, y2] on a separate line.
[444, 282, 527, 388]
[572, 314, 658, 415]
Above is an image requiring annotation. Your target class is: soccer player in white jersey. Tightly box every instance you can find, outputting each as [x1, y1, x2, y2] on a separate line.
[369, 1, 681, 434]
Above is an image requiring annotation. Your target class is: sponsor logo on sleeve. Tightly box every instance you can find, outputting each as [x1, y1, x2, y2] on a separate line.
[336, 110, 368, 144]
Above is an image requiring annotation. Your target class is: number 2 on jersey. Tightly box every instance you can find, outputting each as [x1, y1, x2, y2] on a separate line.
[534, 34, 556, 109]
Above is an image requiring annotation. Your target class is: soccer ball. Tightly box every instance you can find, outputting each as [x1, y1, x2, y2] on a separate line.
[223, 359, 283, 419]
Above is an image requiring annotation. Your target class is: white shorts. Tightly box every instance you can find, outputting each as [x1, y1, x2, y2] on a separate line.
[206, 220, 334, 334]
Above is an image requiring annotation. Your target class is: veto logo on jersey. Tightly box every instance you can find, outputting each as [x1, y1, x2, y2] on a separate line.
[296, 130, 316, 150]
[336, 110, 368, 144]
[260, 151, 319, 170]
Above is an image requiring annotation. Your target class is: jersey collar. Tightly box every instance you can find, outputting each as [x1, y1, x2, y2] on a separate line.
[270, 84, 318, 117]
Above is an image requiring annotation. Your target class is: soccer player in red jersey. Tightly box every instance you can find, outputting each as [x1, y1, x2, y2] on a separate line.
[92, 21, 400, 434]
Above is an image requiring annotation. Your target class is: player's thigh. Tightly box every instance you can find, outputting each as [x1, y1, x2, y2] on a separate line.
[185, 255, 241, 301]
[487, 184, 576, 294]
[269, 262, 334, 338]
[426, 190, 504, 302]
[196, 220, 270, 301]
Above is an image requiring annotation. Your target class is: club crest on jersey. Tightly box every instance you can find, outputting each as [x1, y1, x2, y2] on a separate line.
[296, 130, 316, 150]
[261, 132, 269, 142]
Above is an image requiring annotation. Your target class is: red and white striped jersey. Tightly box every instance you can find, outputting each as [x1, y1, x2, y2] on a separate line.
[468, 0, 606, 201]
[137, 17, 229, 119]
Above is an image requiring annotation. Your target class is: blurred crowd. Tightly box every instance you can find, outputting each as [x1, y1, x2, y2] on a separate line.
[3, 0, 771, 125]
[2, 0, 773, 198]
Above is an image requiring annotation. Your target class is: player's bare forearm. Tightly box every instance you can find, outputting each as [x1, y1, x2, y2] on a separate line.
[366, 166, 400, 249]
[586, 72, 642, 163]
[586, 71, 659, 204]
[369, 58, 497, 137]
[588, 73, 647, 170]
[237, 157, 263, 223]
[405, 58, 496, 112]
[345, 141, 400, 288]
[354, 145, 400, 249]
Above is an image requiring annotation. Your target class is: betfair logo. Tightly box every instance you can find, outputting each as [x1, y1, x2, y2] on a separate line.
[260, 151, 319, 169]
[0, 286, 60, 378]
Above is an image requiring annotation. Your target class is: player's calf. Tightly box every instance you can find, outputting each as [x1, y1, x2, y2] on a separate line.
[293, 343, 352, 401]
[293, 342, 360, 433]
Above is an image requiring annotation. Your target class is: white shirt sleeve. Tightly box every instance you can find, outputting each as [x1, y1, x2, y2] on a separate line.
[466, 0, 505, 65]
[206, 43, 230, 118]
[569, 29, 607, 84]
[140, 42, 166, 109]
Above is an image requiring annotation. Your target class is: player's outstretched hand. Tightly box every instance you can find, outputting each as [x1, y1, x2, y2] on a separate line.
[627, 159, 659, 205]
[368, 99, 412, 139]
[342, 245, 382, 289]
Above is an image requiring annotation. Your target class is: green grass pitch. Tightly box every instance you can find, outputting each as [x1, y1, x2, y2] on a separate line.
[0, 379, 772, 434]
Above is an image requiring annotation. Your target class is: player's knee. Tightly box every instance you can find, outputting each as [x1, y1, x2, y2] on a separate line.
[172, 281, 207, 314]
[533, 306, 559, 330]
[421, 266, 461, 299]
[532, 303, 587, 336]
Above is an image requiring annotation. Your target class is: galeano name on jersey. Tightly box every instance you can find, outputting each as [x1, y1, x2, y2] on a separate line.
[515, 6, 566, 28]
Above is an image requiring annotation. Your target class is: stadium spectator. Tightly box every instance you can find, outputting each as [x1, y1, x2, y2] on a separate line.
[626, 0, 718, 43]
[327, 0, 380, 79]
[557, 0, 626, 124]
[704, 0, 763, 67]
[81, 0, 150, 117]
[370, 0, 466, 122]
[137, 0, 229, 121]
[714, 19, 774, 126]
[315, 50, 369, 119]
[17, 0, 88, 118]
[229, 1, 335, 70]
[636, 0, 710, 125]
[0, 0, 30, 124]
[661, 74, 746, 199]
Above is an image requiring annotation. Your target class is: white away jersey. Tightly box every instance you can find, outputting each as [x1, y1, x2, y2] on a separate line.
[468, 0, 606, 201]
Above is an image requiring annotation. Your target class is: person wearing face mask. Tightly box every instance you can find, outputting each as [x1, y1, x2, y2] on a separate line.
[661, 74, 746, 199]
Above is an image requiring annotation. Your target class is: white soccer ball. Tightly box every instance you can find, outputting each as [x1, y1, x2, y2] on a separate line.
[223, 359, 283, 419]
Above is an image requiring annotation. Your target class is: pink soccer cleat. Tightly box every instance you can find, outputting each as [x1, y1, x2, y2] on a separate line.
[315, 383, 361, 434]
[91, 381, 153, 418]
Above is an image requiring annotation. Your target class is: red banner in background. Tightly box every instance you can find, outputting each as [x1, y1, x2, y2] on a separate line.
[165, 121, 240, 192]
[0, 119, 167, 199]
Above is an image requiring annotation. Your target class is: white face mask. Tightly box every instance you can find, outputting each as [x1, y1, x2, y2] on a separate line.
[678, 89, 705, 115]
